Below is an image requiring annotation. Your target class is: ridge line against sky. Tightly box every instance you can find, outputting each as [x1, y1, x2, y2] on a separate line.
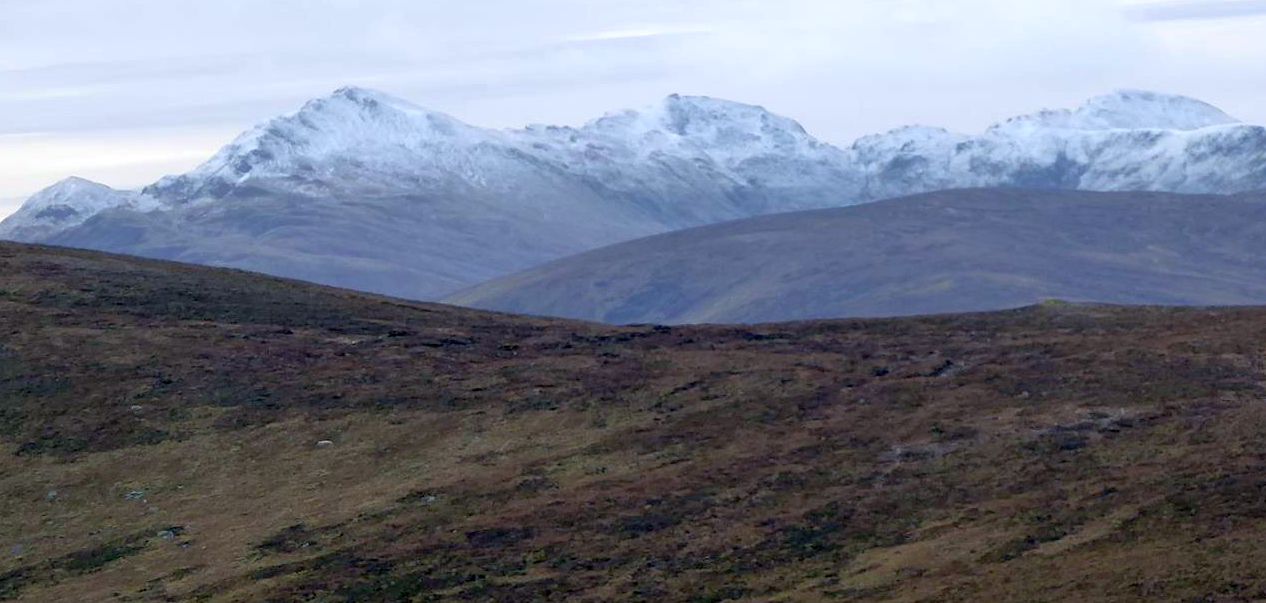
[2, 0, 1266, 219]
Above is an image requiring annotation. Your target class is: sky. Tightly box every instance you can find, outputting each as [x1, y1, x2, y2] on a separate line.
[3, 0, 1266, 218]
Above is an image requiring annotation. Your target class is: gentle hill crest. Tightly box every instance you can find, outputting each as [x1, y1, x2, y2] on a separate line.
[448, 188, 1266, 324]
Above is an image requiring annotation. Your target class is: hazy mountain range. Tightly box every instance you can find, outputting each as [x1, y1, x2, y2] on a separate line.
[450, 189, 1266, 324]
[2, 87, 1264, 302]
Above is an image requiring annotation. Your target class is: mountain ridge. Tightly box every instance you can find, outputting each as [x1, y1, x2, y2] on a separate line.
[3, 87, 1264, 301]
[6, 87, 1250, 232]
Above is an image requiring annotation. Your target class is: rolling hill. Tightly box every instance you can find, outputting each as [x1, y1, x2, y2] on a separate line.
[448, 188, 1266, 324]
[4, 242, 1266, 601]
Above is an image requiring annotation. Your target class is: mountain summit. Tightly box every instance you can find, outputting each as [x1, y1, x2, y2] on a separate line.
[582, 94, 825, 159]
[992, 90, 1240, 133]
[3, 87, 1264, 300]
[0, 177, 156, 241]
[146, 87, 486, 203]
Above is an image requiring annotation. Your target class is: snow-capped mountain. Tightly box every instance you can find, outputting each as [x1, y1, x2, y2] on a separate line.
[989, 89, 1238, 133]
[0, 177, 158, 241]
[2, 88, 1264, 300]
[847, 90, 1265, 201]
[144, 88, 498, 203]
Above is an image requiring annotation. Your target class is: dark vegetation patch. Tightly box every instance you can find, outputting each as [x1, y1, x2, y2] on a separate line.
[0, 529, 154, 600]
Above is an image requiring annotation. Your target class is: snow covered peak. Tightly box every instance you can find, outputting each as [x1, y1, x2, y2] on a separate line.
[308, 87, 476, 135]
[328, 86, 416, 110]
[657, 94, 809, 138]
[0, 177, 157, 241]
[12, 177, 155, 217]
[991, 90, 1240, 133]
[22, 177, 115, 210]
[589, 94, 807, 137]
[578, 94, 830, 166]
[852, 126, 967, 155]
[155, 87, 486, 198]
[1077, 90, 1239, 130]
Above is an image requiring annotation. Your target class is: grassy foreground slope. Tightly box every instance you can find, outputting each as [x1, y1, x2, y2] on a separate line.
[3, 241, 1266, 602]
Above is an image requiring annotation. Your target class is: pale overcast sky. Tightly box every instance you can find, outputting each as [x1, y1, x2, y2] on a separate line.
[3, 0, 1266, 217]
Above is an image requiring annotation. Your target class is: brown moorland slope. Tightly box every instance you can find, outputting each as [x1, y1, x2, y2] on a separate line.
[3, 241, 1266, 602]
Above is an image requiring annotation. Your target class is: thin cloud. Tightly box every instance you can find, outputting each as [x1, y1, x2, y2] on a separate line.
[0, 86, 97, 102]
[1126, 0, 1266, 21]
[565, 26, 713, 43]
